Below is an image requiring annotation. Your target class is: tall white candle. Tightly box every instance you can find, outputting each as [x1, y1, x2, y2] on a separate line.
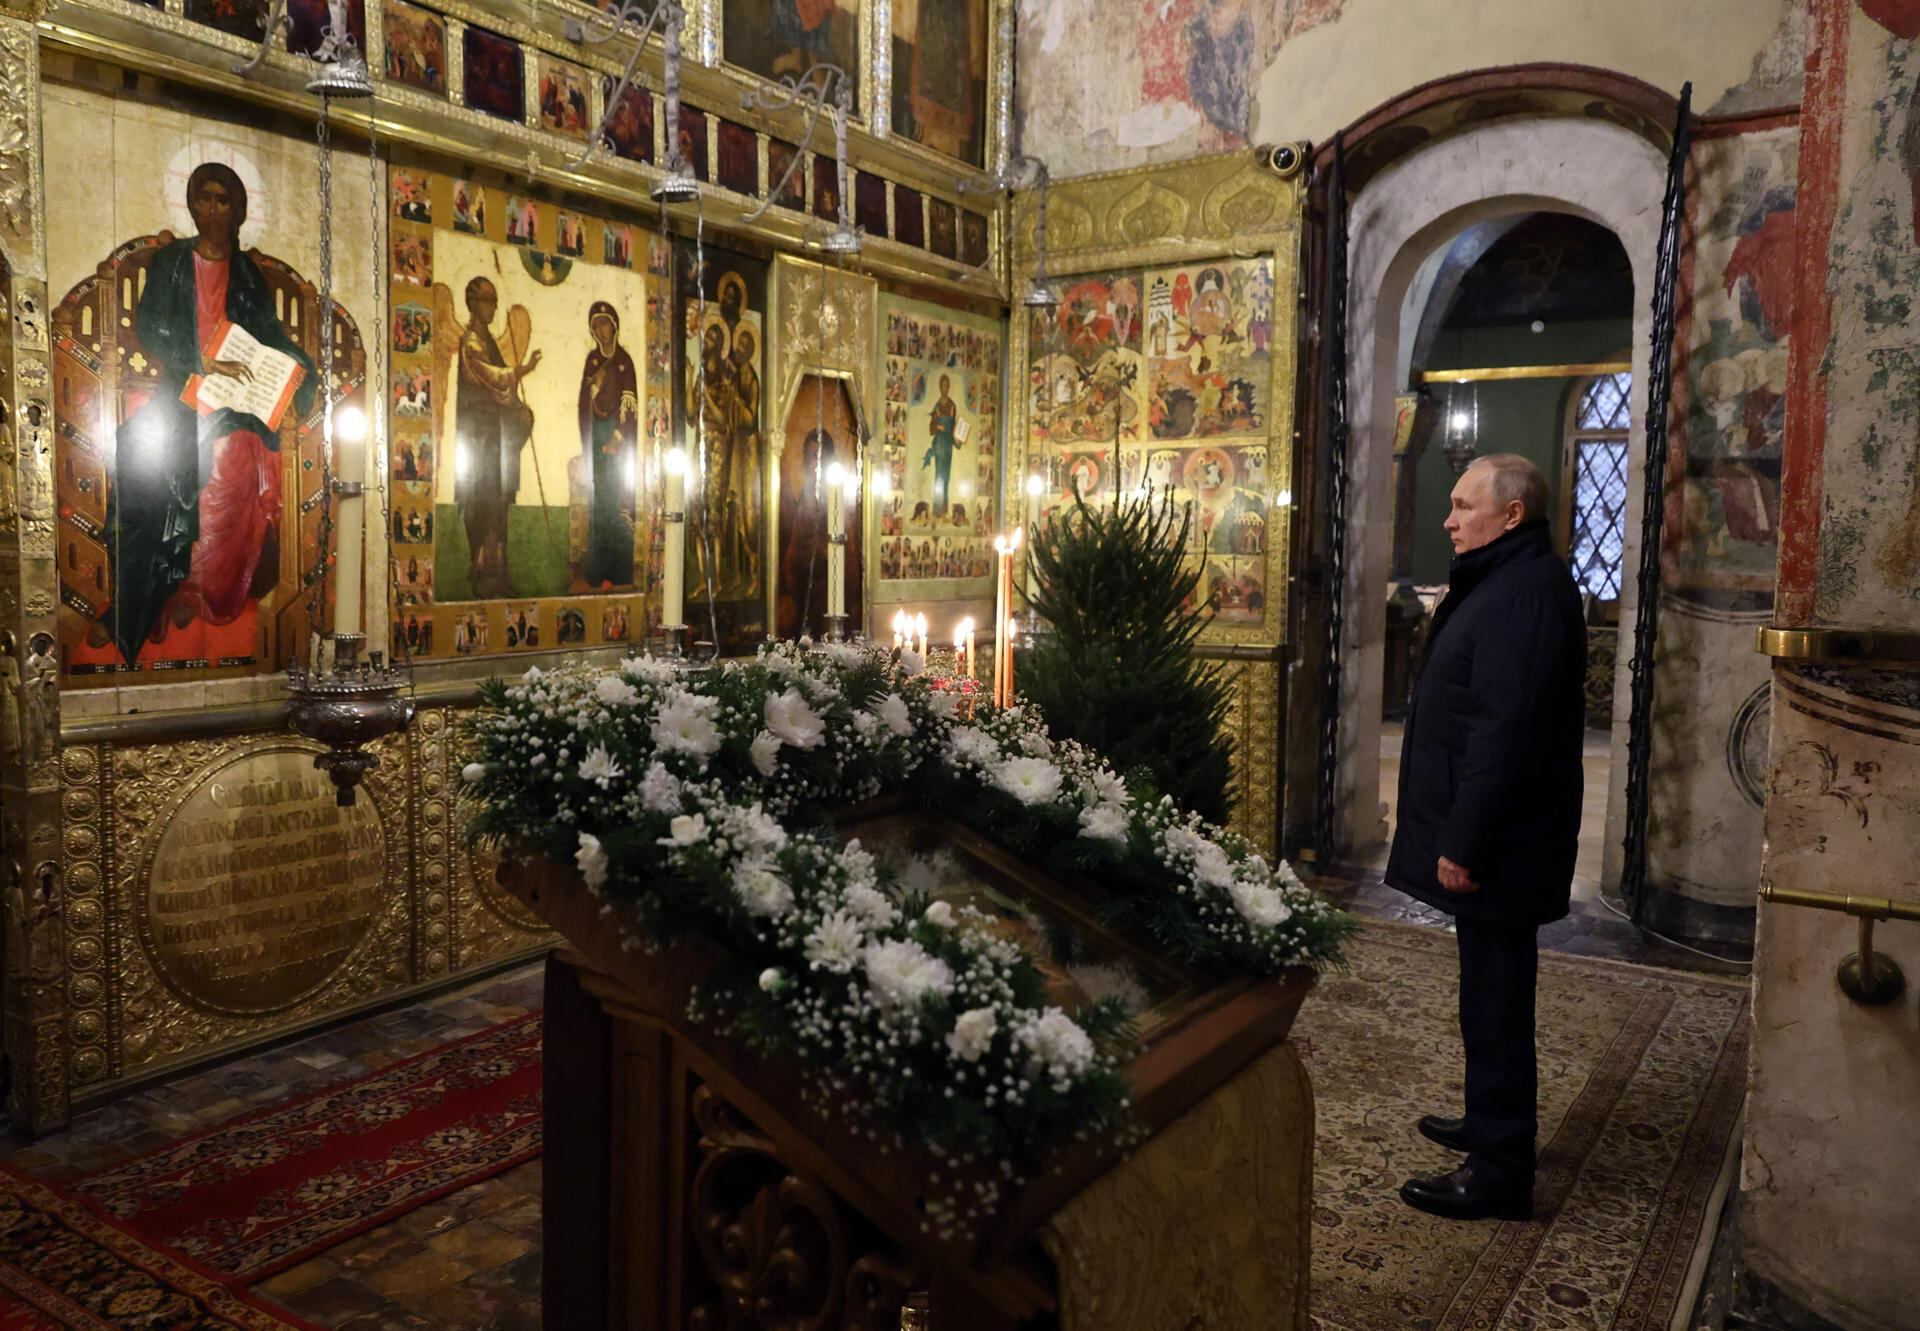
[914, 612, 928, 659]
[825, 461, 846, 621]
[333, 415, 366, 639]
[663, 447, 688, 629]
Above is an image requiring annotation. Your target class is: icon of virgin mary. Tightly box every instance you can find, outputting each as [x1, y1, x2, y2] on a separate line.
[101, 162, 316, 667]
[578, 300, 638, 588]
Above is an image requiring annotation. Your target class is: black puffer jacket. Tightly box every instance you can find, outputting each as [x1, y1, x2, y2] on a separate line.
[1385, 520, 1587, 925]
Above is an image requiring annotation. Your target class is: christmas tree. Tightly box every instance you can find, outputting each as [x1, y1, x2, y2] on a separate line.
[1021, 488, 1235, 825]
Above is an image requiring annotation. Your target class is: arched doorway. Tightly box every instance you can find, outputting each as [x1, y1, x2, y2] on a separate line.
[1335, 115, 1669, 898]
[1369, 213, 1635, 908]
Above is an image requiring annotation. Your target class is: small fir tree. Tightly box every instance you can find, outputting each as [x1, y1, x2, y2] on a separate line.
[1021, 488, 1235, 825]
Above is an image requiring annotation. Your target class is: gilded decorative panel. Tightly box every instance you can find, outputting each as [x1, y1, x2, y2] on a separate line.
[1219, 656, 1279, 856]
[1009, 152, 1302, 649]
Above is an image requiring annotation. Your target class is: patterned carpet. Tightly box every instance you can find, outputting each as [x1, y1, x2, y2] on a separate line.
[73, 1015, 542, 1283]
[1297, 923, 1748, 1331]
[0, 1165, 318, 1331]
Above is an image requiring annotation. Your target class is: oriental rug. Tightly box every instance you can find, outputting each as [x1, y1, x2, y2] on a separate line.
[74, 1014, 542, 1282]
[1299, 922, 1748, 1331]
[0, 1163, 319, 1331]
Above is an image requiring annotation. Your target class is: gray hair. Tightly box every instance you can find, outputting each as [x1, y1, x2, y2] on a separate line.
[1470, 453, 1552, 523]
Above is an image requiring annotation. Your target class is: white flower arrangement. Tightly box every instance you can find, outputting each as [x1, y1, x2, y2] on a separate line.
[465, 637, 1347, 1166]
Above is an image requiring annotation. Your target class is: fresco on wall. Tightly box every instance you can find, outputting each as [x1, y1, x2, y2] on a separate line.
[45, 87, 375, 686]
[390, 167, 666, 659]
[675, 244, 769, 653]
[889, 0, 990, 165]
[1015, 0, 1348, 177]
[1667, 129, 1797, 621]
[1819, 1, 1920, 620]
[724, 0, 860, 104]
[1026, 258, 1275, 626]
[876, 296, 1000, 602]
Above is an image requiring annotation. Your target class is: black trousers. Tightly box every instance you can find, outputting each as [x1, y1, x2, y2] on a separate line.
[1455, 917, 1539, 1187]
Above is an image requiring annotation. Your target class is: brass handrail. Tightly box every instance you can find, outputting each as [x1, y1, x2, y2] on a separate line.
[1756, 626, 1920, 662]
[1759, 883, 1920, 1005]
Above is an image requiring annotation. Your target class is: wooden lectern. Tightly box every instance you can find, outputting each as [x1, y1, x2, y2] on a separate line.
[504, 812, 1317, 1330]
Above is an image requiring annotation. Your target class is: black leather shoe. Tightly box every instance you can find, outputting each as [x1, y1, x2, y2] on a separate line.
[1418, 1114, 1470, 1152]
[1398, 1164, 1534, 1221]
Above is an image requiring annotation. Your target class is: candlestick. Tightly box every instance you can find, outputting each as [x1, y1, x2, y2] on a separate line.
[992, 530, 1022, 708]
[958, 616, 975, 680]
[914, 612, 928, 660]
[825, 462, 846, 622]
[333, 417, 366, 637]
[663, 447, 688, 634]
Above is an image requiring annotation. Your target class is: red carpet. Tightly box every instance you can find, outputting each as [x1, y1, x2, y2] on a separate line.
[0, 1163, 319, 1331]
[74, 1014, 542, 1282]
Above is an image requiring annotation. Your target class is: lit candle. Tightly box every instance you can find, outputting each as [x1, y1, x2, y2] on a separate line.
[958, 616, 975, 680]
[825, 461, 846, 622]
[333, 406, 367, 638]
[663, 447, 688, 630]
[914, 612, 928, 659]
[992, 530, 1022, 708]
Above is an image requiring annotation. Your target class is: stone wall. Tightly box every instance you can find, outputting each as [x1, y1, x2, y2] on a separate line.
[1743, 2, 1920, 1326]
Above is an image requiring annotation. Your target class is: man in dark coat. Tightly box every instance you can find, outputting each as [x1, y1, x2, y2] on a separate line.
[1386, 453, 1587, 1222]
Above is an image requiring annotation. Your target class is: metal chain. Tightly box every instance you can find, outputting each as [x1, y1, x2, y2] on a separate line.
[1621, 83, 1693, 918]
[306, 94, 336, 663]
[1315, 135, 1350, 860]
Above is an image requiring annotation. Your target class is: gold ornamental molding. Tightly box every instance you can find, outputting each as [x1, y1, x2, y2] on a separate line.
[1011, 148, 1304, 275]
[1756, 626, 1920, 663]
[1421, 361, 1630, 384]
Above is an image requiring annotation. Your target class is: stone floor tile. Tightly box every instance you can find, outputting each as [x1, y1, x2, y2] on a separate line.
[423, 1219, 535, 1272]
[255, 1257, 342, 1299]
[362, 1249, 482, 1299]
[277, 1275, 394, 1323]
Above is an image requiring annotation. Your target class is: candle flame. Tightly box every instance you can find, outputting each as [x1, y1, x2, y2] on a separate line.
[665, 446, 689, 475]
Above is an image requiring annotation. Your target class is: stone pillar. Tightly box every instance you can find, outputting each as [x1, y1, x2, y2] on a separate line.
[1741, 2, 1920, 1325]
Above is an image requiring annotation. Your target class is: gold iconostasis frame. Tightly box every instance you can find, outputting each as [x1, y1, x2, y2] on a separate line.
[0, 0, 1298, 1134]
[1009, 152, 1306, 862]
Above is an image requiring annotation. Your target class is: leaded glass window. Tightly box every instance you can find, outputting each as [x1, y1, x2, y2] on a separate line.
[1566, 372, 1631, 602]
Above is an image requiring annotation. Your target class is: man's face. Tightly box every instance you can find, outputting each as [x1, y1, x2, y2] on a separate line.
[189, 180, 237, 244]
[1444, 463, 1521, 555]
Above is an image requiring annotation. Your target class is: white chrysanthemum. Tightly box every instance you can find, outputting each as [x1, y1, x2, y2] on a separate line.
[1088, 769, 1129, 808]
[852, 710, 879, 738]
[638, 761, 682, 813]
[660, 813, 708, 847]
[862, 938, 955, 1008]
[1229, 879, 1291, 929]
[844, 882, 899, 929]
[927, 690, 960, 720]
[750, 730, 783, 777]
[824, 641, 865, 669]
[733, 803, 788, 854]
[841, 840, 878, 889]
[575, 832, 609, 890]
[594, 675, 640, 707]
[522, 666, 545, 683]
[764, 688, 826, 750]
[947, 726, 999, 766]
[578, 745, 625, 785]
[461, 762, 487, 784]
[1191, 841, 1237, 891]
[871, 693, 913, 738]
[993, 756, 1064, 806]
[804, 911, 865, 972]
[923, 900, 955, 929]
[652, 696, 722, 760]
[1077, 803, 1129, 845]
[1018, 1008, 1096, 1077]
[733, 858, 795, 919]
[761, 650, 800, 677]
[620, 655, 676, 685]
[898, 650, 926, 677]
[947, 1006, 998, 1062]
[1162, 826, 1208, 859]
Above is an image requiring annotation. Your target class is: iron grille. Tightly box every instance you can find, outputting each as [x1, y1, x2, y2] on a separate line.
[1620, 84, 1692, 919]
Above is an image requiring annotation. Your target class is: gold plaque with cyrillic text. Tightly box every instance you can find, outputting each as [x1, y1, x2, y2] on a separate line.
[140, 747, 387, 1014]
